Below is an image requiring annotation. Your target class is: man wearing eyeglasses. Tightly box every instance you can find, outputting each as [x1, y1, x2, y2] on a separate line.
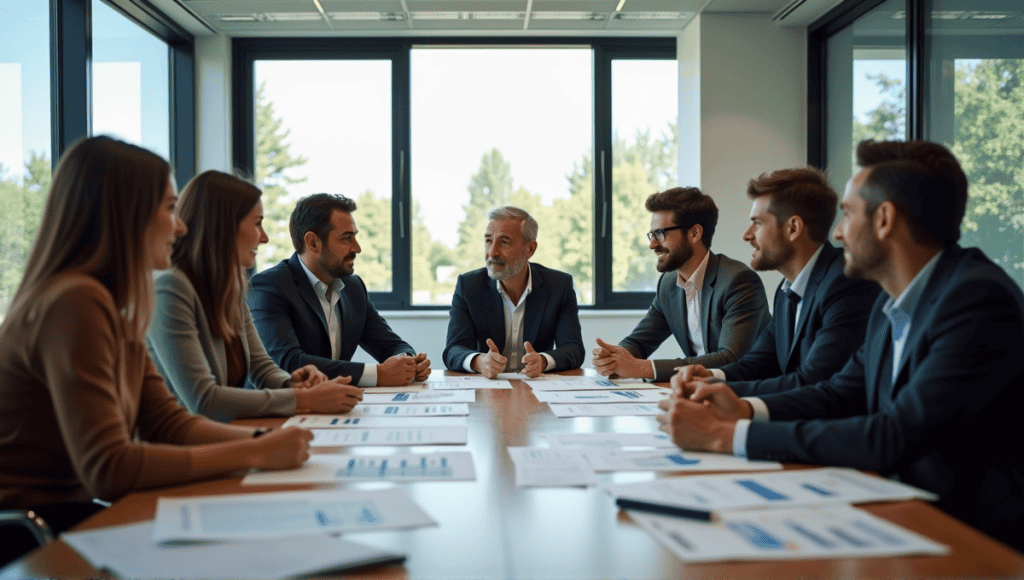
[443, 206, 585, 378]
[593, 187, 771, 382]
[673, 167, 880, 396]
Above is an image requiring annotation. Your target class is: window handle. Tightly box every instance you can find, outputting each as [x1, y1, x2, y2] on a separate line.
[600, 150, 608, 238]
[398, 150, 405, 238]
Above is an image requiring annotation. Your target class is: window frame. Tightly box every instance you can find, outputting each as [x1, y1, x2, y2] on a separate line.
[232, 37, 676, 310]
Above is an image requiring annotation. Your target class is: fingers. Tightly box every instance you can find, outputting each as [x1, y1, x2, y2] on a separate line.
[486, 338, 500, 353]
[595, 338, 618, 352]
[657, 397, 672, 411]
[334, 375, 353, 385]
[524, 341, 537, 354]
[689, 382, 729, 403]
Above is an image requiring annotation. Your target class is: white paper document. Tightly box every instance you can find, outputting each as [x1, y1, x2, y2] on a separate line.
[427, 377, 513, 390]
[548, 402, 663, 417]
[533, 388, 670, 403]
[507, 447, 597, 487]
[630, 504, 948, 562]
[63, 520, 404, 579]
[585, 450, 782, 473]
[360, 384, 428, 393]
[360, 390, 476, 404]
[311, 426, 468, 446]
[284, 416, 467, 429]
[606, 468, 938, 514]
[283, 404, 469, 426]
[545, 432, 678, 449]
[152, 488, 436, 542]
[528, 377, 661, 391]
[243, 451, 476, 485]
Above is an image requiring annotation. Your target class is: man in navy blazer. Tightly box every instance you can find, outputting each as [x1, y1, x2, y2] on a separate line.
[659, 140, 1024, 551]
[248, 194, 429, 387]
[677, 167, 880, 396]
[443, 206, 584, 377]
[593, 187, 770, 382]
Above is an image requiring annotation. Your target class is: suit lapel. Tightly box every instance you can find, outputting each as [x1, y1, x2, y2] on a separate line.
[700, 252, 719, 344]
[288, 254, 329, 333]
[867, 320, 891, 412]
[890, 247, 955, 384]
[785, 243, 836, 364]
[523, 267, 545, 346]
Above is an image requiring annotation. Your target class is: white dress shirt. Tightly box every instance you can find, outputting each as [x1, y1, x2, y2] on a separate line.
[649, 250, 711, 378]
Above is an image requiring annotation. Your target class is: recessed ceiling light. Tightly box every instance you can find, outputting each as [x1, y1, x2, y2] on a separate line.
[264, 12, 322, 21]
[411, 11, 524, 20]
[220, 15, 259, 22]
[614, 12, 692, 20]
[531, 12, 607, 21]
[970, 13, 1009, 19]
[329, 12, 405, 21]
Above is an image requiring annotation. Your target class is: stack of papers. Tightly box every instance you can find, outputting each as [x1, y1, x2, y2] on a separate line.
[526, 377, 662, 391]
[545, 432, 677, 449]
[533, 388, 670, 403]
[310, 426, 467, 446]
[547, 403, 663, 417]
[426, 376, 513, 390]
[507, 447, 598, 487]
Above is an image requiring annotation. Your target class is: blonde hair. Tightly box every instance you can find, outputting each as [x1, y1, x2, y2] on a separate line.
[173, 171, 262, 340]
[10, 136, 170, 340]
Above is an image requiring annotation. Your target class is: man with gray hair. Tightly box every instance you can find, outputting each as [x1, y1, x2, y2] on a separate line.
[443, 206, 585, 377]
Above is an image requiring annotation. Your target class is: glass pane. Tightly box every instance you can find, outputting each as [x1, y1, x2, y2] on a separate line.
[611, 59, 678, 292]
[0, 2, 51, 318]
[253, 60, 392, 292]
[92, 0, 170, 159]
[925, 0, 1024, 288]
[826, 0, 907, 187]
[410, 48, 593, 305]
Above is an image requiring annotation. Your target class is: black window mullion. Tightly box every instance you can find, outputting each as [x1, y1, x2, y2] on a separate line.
[906, 0, 926, 140]
[51, 0, 91, 165]
[170, 43, 195, 187]
[375, 45, 411, 310]
[592, 43, 613, 309]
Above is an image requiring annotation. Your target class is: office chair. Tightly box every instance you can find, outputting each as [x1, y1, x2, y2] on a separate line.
[0, 509, 54, 566]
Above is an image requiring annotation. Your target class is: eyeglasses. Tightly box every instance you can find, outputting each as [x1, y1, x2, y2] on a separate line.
[647, 225, 688, 242]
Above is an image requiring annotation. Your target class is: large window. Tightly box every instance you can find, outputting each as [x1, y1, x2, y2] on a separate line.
[0, 1, 51, 317]
[812, 0, 1023, 289]
[92, 0, 171, 159]
[236, 38, 677, 309]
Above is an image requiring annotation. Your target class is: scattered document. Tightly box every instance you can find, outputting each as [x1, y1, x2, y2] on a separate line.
[629, 504, 948, 562]
[360, 384, 428, 394]
[427, 378, 513, 390]
[285, 416, 467, 429]
[361, 390, 476, 404]
[284, 404, 469, 425]
[527, 377, 662, 391]
[153, 488, 436, 542]
[585, 450, 782, 473]
[605, 468, 937, 514]
[548, 403, 663, 417]
[63, 520, 405, 579]
[311, 426, 467, 446]
[533, 388, 670, 403]
[545, 432, 678, 449]
[243, 451, 476, 485]
[507, 447, 597, 487]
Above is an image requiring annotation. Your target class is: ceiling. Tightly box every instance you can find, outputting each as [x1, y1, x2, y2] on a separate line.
[150, 0, 841, 38]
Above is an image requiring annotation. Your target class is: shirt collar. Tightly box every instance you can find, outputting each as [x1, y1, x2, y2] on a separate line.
[496, 263, 533, 307]
[882, 249, 943, 321]
[781, 243, 824, 299]
[677, 250, 711, 291]
[298, 255, 345, 298]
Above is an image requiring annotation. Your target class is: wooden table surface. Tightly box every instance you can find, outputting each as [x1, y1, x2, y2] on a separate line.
[5, 371, 1024, 579]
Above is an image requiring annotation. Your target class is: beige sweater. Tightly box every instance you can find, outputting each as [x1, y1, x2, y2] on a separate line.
[0, 274, 202, 508]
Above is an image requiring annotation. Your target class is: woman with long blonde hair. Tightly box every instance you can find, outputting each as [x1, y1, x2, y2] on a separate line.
[148, 171, 362, 422]
[0, 137, 313, 562]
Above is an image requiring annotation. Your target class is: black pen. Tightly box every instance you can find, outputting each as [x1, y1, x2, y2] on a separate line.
[615, 498, 717, 522]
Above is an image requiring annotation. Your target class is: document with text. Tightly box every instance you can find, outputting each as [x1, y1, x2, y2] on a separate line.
[527, 377, 661, 391]
[427, 377, 513, 390]
[545, 432, 678, 449]
[153, 488, 436, 542]
[243, 451, 476, 485]
[630, 504, 947, 562]
[507, 447, 597, 487]
[606, 468, 938, 514]
[360, 390, 476, 404]
[283, 404, 469, 425]
[548, 402, 663, 417]
[533, 388, 670, 403]
[585, 450, 782, 473]
[285, 415, 467, 429]
[311, 426, 468, 446]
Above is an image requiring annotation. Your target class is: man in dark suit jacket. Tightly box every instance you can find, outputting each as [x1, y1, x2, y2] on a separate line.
[248, 194, 429, 387]
[443, 207, 584, 377]
[677, 168, 880, 396]
[593, 187, 770, 382]
[659, 140, 1024, 551]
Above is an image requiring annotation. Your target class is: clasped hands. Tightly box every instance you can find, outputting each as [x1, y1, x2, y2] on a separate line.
[654, 364, 753, 454]
[288, 364, 363, 414]
[472, 338, 547, 378]
[591, 338, 653, 379]
[377, 352, 432, 385]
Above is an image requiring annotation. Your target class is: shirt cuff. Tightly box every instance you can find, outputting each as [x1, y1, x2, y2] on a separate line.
[643, 360, 658, 382]
[463, 353, 479, 373]
[542, 353, 555, 372]
[744, 397, 770, 421]
[711, 368, 726, 381]
[358, 363, 377, 387]
[732, 419, 751, 457]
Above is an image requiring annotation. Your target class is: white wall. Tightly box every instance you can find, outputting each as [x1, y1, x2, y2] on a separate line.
[195, 18, 809, 368]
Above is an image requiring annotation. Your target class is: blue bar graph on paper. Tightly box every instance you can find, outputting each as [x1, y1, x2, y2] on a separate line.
[786, 520, 836, 548]
[385, 406, 398, 414]
[736, 480, 789, 501]
[829, 527, 871, 547]
[330, 418, 340, 425]
[728, 522, 787, 550]
[802, 483, 835, 496]
[392, 393, 410, 401]
[852, 520, 905, 546]
[612, 391, 641, 399]
[665, 454, 701, 466]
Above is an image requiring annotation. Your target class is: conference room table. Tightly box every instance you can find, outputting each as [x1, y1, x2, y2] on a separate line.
[5, 370, 1023, 579]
